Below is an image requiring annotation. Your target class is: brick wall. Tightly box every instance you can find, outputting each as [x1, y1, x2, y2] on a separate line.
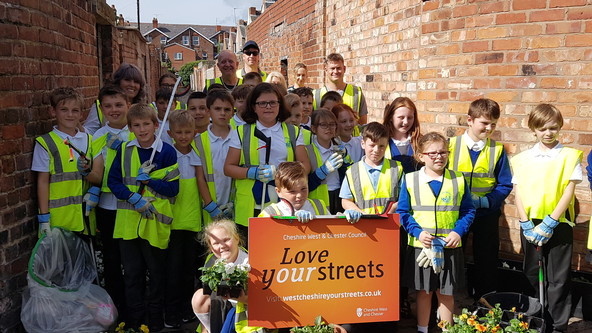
[0, 1, 160, 331]
[248, 0, 592, 272]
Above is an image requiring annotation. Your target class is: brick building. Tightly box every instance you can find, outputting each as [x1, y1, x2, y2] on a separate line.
[247, 0, 592, 272]
[0, 1, 162, 331]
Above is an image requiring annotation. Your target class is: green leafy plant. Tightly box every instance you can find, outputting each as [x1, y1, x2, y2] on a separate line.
[178, 60, 203, 86]
[199, 258, 250, 292]
[440, 305, 537, 333]
[291, 316, 336, 333]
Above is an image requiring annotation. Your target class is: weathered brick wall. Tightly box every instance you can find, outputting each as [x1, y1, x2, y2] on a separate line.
[248, 0, 592, 272]
[0, 1, 160, 331]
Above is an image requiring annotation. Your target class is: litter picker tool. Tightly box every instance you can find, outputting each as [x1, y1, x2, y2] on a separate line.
[537, 246, 545, 309]
[254, 128, 272, 211]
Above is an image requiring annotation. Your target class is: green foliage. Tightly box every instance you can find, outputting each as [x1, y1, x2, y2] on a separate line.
[199, 258, 250, 291]
[442, 305, 537, 333]
[178, 61, 202, 86]
[291, 316, 335, 333]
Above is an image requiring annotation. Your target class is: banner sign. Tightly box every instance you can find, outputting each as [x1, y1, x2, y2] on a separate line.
[248, 215, 400, 328]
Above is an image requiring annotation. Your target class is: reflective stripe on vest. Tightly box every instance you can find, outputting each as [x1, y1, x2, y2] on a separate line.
[194, 133, 218, 225]
[113, 144, 179, 249]
[236, 69, 268, 81]
[345, 159, 402, 214]
[234, 302, 266, 333]
[406, 169, 465, 247]
[448, 136, 502, 195]
[262, 198, 327, 216]
[234, 123, 299, 226]
[313, 84, 362, 114]
[36, 132, 91, 232]
[511, 147, 582, 223]
[306, 143, 330, 208]
[205, 77, 243, 90]
[93, 131, 135, 193]
[96, 100, 105, 127]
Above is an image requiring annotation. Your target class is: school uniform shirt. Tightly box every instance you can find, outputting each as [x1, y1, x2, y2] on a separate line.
[390, 137, 412, 156]
[83, 103, 101, 135]
[32, 127, 90, 172]
[93, 124, 131, 210]
[312, 137, 341, 191]
[157, 119, 174, 146]
[232, 114, 247, 128]
[339, 157, 384, 200]
[174, 147, 200, 180]
[343, 136, 363, 162]
[511, 142, 582, 184]
[195, 124, 233, 205]
[396, 166, 475, 240]
[300, 118, 312, 131]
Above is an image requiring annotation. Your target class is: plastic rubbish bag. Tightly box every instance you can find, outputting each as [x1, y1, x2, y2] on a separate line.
[21, 228, 117, 333]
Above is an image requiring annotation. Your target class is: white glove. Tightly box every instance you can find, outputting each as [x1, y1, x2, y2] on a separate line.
[416, 247, 435, 268]
[140, 160, 156, 175]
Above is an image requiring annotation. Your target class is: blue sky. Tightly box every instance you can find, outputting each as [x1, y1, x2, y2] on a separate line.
[107, 0, 261, 26]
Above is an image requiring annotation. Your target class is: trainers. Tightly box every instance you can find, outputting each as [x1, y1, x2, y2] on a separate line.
[182, 312, 196, 323]
[164, 318, 181, 329]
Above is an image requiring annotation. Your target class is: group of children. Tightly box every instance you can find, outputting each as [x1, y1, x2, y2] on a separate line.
[33, 61, 584, 333]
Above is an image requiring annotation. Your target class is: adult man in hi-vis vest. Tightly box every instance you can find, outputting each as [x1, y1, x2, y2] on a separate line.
[204, 50, 242, 92]
[313, 53, 368, 125]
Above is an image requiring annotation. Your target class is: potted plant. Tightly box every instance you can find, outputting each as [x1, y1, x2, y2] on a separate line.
[199, 258, 250, 298]
[291, 316, 347, 333]
[440, 304, 540, 333]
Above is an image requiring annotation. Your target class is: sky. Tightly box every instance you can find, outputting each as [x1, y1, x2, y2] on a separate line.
[107, 0, 262, 26]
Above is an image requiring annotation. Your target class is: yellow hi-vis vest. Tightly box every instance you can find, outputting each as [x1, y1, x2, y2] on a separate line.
[259, 198, 328, 216]
[150, 100, 184, 112]
[235, 301, 269, 333]
[345, 159, 402, 214]
[94, 100, 106, 127]
[301, 128, 312, 145]
[113, 144, 180, 249]
[234, 123, 299, 226]
[448, 136, 503, 196]
[236, 69, 268, 81]
[36, 132, 93, 233]
[92, 131, 135, 194]
[193, 132, 223, 225]
[305, 143, 330, 209]
[313, 85, 363, 115]
[205, 77, 243, 90]
[406, 169, 466, 248]
[171, 149, 202, 232]
[511, 146, 582, 224]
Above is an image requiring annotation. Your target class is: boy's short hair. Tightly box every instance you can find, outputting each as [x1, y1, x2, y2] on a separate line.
[292, 87, 313, 98]
[155, 87, 174, 102]
[206, 83, 225, 93]
[188, 91, 207, 103]
[49, 87, 84, 109]
[98, 85, 128, 104]
[294, 63, 307, 72]
[320, 91, 343, 108]
[243, 72, 263, 84]
[468, 98, 500, 120]
[528, 104, 564, 131]
[325, 53, 345, 64]
[168, 109, 195, 130]
[362, 122, 389, 143]
[275, 161, 307, 191]
[127, 103, 158, 126]
[231, 84, 253, 101]
[284, 93, 302, 110]
[206, 89, 235, 109]
[158, 73, 177, 86]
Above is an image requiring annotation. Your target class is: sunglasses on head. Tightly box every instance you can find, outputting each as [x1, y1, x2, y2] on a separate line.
[244, 50, 259, 56]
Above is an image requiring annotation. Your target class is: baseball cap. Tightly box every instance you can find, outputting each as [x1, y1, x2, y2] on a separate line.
[243, 40, 260, 52]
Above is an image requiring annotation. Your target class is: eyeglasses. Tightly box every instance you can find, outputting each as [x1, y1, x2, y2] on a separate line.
[421, 151, 450, 159]
[255, 100, 279, 108]
[244, 51, 259, 56]
[316, 122, 337, 130]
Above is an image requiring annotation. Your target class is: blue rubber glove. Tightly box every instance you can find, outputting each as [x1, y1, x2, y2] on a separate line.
[106, 132, 124, 150]
[431, 237, 446, 274]
[532, 215, 559, 246]
[38, 213, 50, 234]
[204, 201, 223, 219]
[83, 186, 101, 216]
[315, 152, 344, 180]
[246, 166, 259, 180]
[136, 170, 152, 182]
[471, 194, 489, 209]
[258, 165, 276, 183]
[77, 156, 91, 176]
[519, 220, 537, 244]
[127, 193, 156, 219]
[344, 209, 362, 224]
[294, 210, 313, 223]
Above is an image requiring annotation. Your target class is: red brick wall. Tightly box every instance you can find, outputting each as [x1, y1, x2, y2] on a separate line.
[0, 1, 160, 331]
[249, 0, 592, 272]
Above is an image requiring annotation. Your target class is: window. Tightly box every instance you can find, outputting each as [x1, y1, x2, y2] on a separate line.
[146, 36, 152, 43]
[202, 52, 208, 60]
[182, 35, 189, 45]
[193, 36, 199, 46]
[160, 36, 166, 44]
[174, 52, 183, 60]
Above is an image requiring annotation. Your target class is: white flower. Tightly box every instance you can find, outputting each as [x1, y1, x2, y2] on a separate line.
[224, 263, 236, 275]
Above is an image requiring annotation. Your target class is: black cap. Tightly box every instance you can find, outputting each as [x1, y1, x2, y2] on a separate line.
[242, 40, 259, 52]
